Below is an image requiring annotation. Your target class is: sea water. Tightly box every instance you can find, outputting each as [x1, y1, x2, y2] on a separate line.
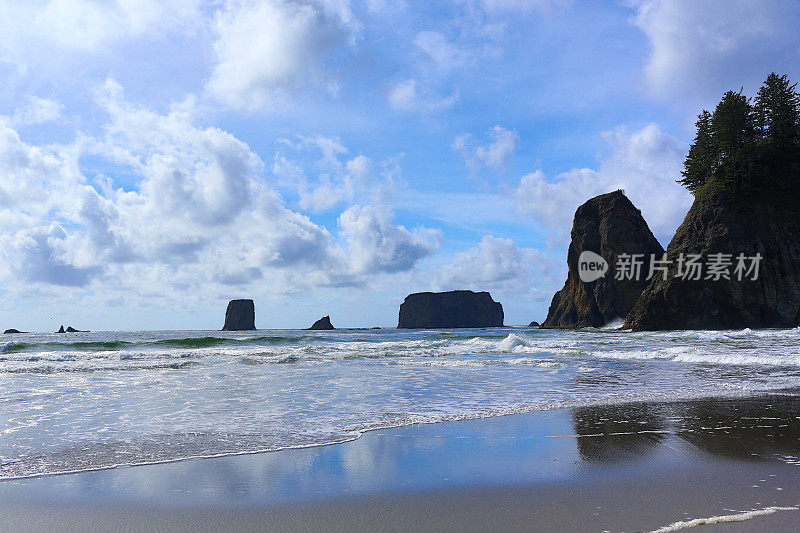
[1, 326, 799, 479]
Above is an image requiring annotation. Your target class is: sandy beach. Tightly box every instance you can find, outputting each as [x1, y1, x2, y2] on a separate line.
[2, 394, 800, 532]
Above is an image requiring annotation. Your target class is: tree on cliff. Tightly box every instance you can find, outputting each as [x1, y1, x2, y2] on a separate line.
[754, 72, 800, 145]
[679, 110, 716, 192]
[680, 73, 800, 195]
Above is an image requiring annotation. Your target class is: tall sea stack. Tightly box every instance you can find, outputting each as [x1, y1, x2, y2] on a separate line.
[398, 290, 504, 328]
[625, 189, 800, 330]
[542, 190, 664, 329]
[222, 299, 256, 331]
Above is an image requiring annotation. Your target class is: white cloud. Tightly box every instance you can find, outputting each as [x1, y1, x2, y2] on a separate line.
[413, 31, 468, 70]
[515, 123, 691, 244]
[433, 235, 558, 299]
[453, 125, 518, 171]
[9, 97, 63, 127]
[273, 135, 401, 212]
[207, 0, 361, 110]
[631, 0, 800, 105]
[338, 205, 442, 274]
[387, 79, 459, 112]
[0, 80, 444, 297]
[0, 0, 200, 66]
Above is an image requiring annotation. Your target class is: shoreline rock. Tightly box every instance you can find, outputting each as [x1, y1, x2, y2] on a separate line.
[398, 290, 504, 329]
[624, 190, 800, 330]
[541, 190, 664, 329]
[308, 316, 335, 330]
[527, 321, 540, 328]
[222, 299, 256, 331]
[3, 329, 23, 334]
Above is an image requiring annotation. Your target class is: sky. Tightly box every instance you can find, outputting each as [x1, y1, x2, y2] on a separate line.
[1, 0, 799, 331]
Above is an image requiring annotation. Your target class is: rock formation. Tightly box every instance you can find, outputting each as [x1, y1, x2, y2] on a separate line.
[625, 189, 800, 330]
[222, 299, 256, 331]
[398, 290, 504, 328]
[528, 321, 540, 328]
[57, 325, 65, 333]
[308, 316, 335, 330]
[541, 190, 664, 329]
[3, 329, 22, 334]
[65, 326, 85, 333]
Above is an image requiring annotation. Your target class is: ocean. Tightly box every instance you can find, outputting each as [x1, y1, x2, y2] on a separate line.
[2, 325, 800, 479]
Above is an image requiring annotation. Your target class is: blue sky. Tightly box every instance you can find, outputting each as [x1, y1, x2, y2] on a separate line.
[1, 0, 799, 330]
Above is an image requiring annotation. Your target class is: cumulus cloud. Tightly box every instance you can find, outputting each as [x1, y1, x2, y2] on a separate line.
[413, 31, 468, 70]
[515, 123, 691, 244]
[338, 205, 442, 274]
[453, 125, 518, 171]
[8, 97, 63, 127]
[207, 0, 361, 110]
[273, 135, 401, 212]
[631, 0, 800, 105]
[387, 79, 459, 112]
[0, 80, 444, 296]
[433, 235, 558, 299]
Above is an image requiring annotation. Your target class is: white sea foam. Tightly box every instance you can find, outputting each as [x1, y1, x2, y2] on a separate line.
[650, 506, 798, 532]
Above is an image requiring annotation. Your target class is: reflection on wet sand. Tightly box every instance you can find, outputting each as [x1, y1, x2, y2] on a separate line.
[570, 395, 800, 463]
[571, 404, 668, 462]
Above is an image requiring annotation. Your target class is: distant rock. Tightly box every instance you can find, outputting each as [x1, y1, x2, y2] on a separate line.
[65, 326, 86, 333]
[528, 321, 540, 328]
[57, 325, 65, 333]
[3, 329, 23, 334]
[222, 299, 256, 331]
[625, 189, 800, 330]
[398, 290, 504, 329]
[542, 190, 664, 329]
[308, 316, 335, 330]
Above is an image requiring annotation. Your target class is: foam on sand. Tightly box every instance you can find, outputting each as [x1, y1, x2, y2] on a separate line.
[650, 505, 798, 532]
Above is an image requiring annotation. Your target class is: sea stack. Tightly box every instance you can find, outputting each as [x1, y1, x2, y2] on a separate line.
[222, 299, 256, 331]
[541, 190, 664, 329]
[3, 329, 22, 334]
[398, 290, 504, 329]
[528, 321, 540, 328]
[308, 316, 335, 330]
[625, 189, 800, 330]
[57, 325, 65, 333]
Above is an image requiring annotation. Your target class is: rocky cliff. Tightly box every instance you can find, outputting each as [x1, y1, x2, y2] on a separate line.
[624, 189, 800, 330]
[308, 316, 335, 330]
[222, 299, 256, 331]
[542, 190, 664, 328]
[398, 290, 504, 328]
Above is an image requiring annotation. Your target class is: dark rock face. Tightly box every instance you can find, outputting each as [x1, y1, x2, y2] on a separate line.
[57, 325, 65, 333]
[65, 326, 85, 333]
[308, 316, 334, 330]
[3, 329, 22, 334]
[222, 299, 256, 331]
[398, 290, 504, 329]
[625, 191, 800, 330]
[528, 321, 540, 328]
[542, 190, 664, 329]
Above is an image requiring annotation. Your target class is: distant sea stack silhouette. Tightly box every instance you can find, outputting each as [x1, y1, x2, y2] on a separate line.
[222, 299, 256, 331]
[308, 316, 335, 330]
[542, 190, 664, 329]
[625, 189, 800, 330]
[528, 321, 540, 328]
[57, 325, 65, 333]
[3, 329, 22, 334]
[398, 290, 504, 329]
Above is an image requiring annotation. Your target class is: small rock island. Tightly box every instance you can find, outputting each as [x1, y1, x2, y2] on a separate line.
[308, 316, 335, 330]
[222, 299, 256, 331]
[398, 290, 504, 329]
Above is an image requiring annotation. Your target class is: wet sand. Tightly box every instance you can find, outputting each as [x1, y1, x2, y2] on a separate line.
[2, 394, 800, 532]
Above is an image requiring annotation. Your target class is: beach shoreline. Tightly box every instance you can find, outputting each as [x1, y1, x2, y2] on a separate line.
[3, 394, 800, 531]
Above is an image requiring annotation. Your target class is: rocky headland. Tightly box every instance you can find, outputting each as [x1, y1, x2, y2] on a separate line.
[398, 290, 504, 329]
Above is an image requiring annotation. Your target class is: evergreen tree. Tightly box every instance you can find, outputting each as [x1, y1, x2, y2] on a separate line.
[754, 72, 800, 146]
[711, 90, 756, 190]
[679, 110, 716, 192]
